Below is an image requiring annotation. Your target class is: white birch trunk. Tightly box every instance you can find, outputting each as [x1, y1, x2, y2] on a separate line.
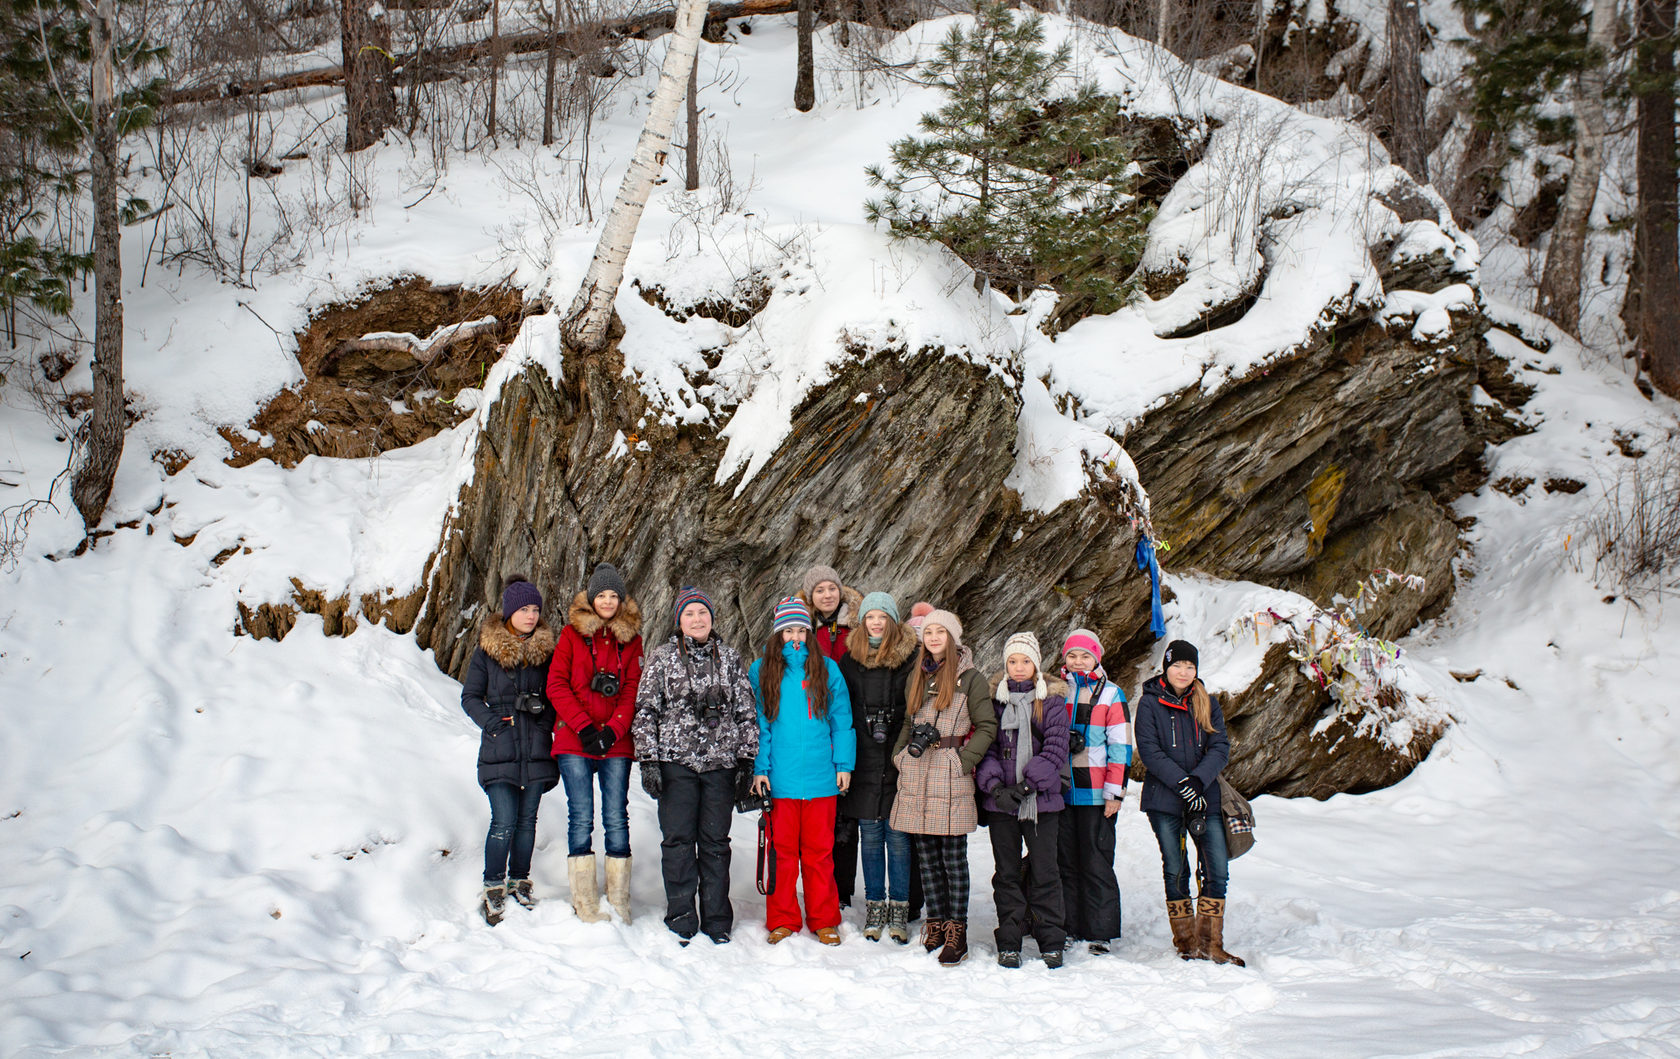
[561, 0, 709, 356]
[1536, 0, 1615, 335]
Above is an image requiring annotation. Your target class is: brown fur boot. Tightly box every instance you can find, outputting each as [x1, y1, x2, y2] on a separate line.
[1168, 898, 1199, 959]
[1196, 897, 1245, 966]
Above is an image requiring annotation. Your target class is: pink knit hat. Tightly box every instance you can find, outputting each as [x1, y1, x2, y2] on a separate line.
[1061, 628, 1104, 664]
[920, 609, 963, 646]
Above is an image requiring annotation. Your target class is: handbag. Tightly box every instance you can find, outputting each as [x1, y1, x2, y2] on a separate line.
[1217, 775, 1256, 859]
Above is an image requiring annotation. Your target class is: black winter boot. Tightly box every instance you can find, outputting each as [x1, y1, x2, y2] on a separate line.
[938, 921, 969, 966]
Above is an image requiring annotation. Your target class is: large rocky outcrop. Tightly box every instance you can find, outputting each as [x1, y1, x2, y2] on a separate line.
[414, 345, 1150, 679]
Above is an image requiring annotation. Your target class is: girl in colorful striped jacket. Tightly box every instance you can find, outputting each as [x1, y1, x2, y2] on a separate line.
[1056, 628, 1132, 955]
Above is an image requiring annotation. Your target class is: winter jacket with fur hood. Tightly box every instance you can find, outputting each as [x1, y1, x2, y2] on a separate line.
[548, 592, 644, 759]
[836, 623, 918, 820]
[799, 583, 865, 661]
[461, 615, 561, 791]
[975, 673, 1071, 815]
[1133, 674, 1230, 815]
[632, 633, 759, 773]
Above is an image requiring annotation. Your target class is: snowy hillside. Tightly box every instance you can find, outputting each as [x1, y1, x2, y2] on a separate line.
[3, 13, 1680, 1057]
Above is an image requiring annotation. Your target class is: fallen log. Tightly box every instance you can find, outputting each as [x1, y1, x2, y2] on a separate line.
[165, 0, 797, 106]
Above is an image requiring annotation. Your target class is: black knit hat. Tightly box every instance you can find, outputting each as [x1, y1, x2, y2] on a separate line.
[587, 562, 627, 603]
[1162, 639, 1199, 671]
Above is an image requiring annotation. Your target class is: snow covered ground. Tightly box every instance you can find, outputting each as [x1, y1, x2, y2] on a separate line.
[4, 13, 1680, 1058]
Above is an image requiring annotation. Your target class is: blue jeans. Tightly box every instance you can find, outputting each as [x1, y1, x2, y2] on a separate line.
[857, 818, 911, 902]
[556, 754, 631, 857]
[1147, 809, 1229, 901]
[484, 782, 545, 884]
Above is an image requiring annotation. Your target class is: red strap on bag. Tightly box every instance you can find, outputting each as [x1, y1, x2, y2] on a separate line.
[756, 807, 777, 896]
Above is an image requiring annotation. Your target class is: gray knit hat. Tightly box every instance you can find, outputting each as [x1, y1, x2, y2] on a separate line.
[587, 562, 627, 603]
[801, 564, 842, 600]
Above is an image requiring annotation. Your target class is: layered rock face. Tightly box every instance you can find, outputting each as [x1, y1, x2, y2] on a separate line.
[415, 347, 1150, 680]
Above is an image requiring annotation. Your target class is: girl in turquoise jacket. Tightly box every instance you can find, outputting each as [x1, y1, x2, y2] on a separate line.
[748, 597, 856, 944]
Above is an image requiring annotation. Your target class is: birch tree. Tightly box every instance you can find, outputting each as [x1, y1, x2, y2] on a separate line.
[561, 0, 709, 356]
[71, 0, 123, 529]
[1536, 0, 1616, 335]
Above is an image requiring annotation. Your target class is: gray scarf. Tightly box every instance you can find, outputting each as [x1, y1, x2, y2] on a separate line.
[1000, 689, 1038, 823]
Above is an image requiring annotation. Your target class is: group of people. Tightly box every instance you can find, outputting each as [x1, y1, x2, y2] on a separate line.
[459, 562, 1244, 969]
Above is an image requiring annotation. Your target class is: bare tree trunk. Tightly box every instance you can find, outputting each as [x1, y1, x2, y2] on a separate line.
[342, 0, 396, 151]
[1634, 0, 1680, 397]
[543, 0, 559, 145]
[1386, 0, 1430, 183]
[73, 0, 125, 530]
[1155, 0, 1168, 46]
[1537, 0, 1615, 335]
[685, 44, 701, 191]
[487, 0, 501, 140]
[562, 0, 710, 356]
[795, 0, 815, 111]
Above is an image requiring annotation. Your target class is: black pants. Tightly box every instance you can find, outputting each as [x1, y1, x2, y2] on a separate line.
[1058, 804, 1121, 942]
[834, 815, 859, 906]
[988, 809, 1065, 953]
[657, 763, 735, 937]
[910, 834, 970, 924]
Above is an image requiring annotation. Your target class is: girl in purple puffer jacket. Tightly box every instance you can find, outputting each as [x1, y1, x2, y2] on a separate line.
[975, 631, 1072, 968]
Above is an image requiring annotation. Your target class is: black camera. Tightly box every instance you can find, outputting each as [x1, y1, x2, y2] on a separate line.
[905, 722, 941, 758]
[696, 685, 729, 729]
[513, 692, 547, 715]
[589, 671, 620, 697]
[865, 708, 894, 745]
[1187, 812, 1209, 837]
[1068, 730, 1086, 756]
[736, 790, 772, 814]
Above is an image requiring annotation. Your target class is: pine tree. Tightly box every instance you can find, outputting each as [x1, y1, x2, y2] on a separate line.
[863, 0, 1153, 324]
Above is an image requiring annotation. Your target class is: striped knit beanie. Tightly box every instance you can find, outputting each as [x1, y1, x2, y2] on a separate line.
[856, 591, 900, 624]
[920, 609, 963, 646]
[1003, 631, 1043, 673]
[673, 586, 714, 626]
[1062, 628, 1104, 664]
[771, 596, 813, 633]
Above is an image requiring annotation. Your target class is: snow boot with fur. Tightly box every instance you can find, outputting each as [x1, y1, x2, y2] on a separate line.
[605, 855, 633, 923]
[481, 881, 506, 926]
[568, 855, 608, 923]
[1196, 897, 1245, 966]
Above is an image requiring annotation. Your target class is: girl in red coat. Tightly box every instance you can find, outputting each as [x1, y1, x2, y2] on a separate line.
[548, 562, 643, 923]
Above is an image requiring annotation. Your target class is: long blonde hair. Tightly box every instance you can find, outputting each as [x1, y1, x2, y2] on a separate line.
[1189, 678, 1214, 735]
[847, 615, 910, 667]
[905, 644, 958, 715]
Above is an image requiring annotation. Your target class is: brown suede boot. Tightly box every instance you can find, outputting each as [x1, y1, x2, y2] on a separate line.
[1167, 898, 1199, 959]
[921, 918, 947, 953]
[937, 920, 969, 966]
[1196, 897, 1245, 967]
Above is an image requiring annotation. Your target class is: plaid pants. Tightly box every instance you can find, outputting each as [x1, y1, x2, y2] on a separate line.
[910, 834, 970, 923]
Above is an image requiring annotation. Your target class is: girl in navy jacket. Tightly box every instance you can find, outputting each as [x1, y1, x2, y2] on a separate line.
[1133, 639, 1244, 966]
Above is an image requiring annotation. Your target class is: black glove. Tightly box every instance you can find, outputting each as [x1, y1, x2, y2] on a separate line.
[735, 761, 756, 804]
[641, 762, 663, 800]
[992, 782, 1031, 812]
[1177, 777, 1207, 813]
[579, 724, 616, 756]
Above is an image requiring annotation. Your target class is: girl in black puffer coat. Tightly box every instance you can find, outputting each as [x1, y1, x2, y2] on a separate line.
[460, 577, 560, 925]
[1134, 639, 1243, 966]
[836, 591, 919, 944]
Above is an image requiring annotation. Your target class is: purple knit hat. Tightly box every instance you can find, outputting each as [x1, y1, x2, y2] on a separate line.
[772, 596, 813, 633]
[501, 577, 543, 616]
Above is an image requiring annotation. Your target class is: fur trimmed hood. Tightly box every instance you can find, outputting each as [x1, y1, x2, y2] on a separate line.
[480, 614, 559, 669]
[799, 583, 865, 629]
[847, 620, 919, 669]
[568, 591, 642, 643]
[988, 670, 1070, 703]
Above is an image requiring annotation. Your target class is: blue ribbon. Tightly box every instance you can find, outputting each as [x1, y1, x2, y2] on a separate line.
[1135, 536, 1166, 640]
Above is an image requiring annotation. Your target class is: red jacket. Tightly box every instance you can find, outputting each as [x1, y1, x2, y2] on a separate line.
[548, 592, 643, 759]
[801, 584, 863, 662]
